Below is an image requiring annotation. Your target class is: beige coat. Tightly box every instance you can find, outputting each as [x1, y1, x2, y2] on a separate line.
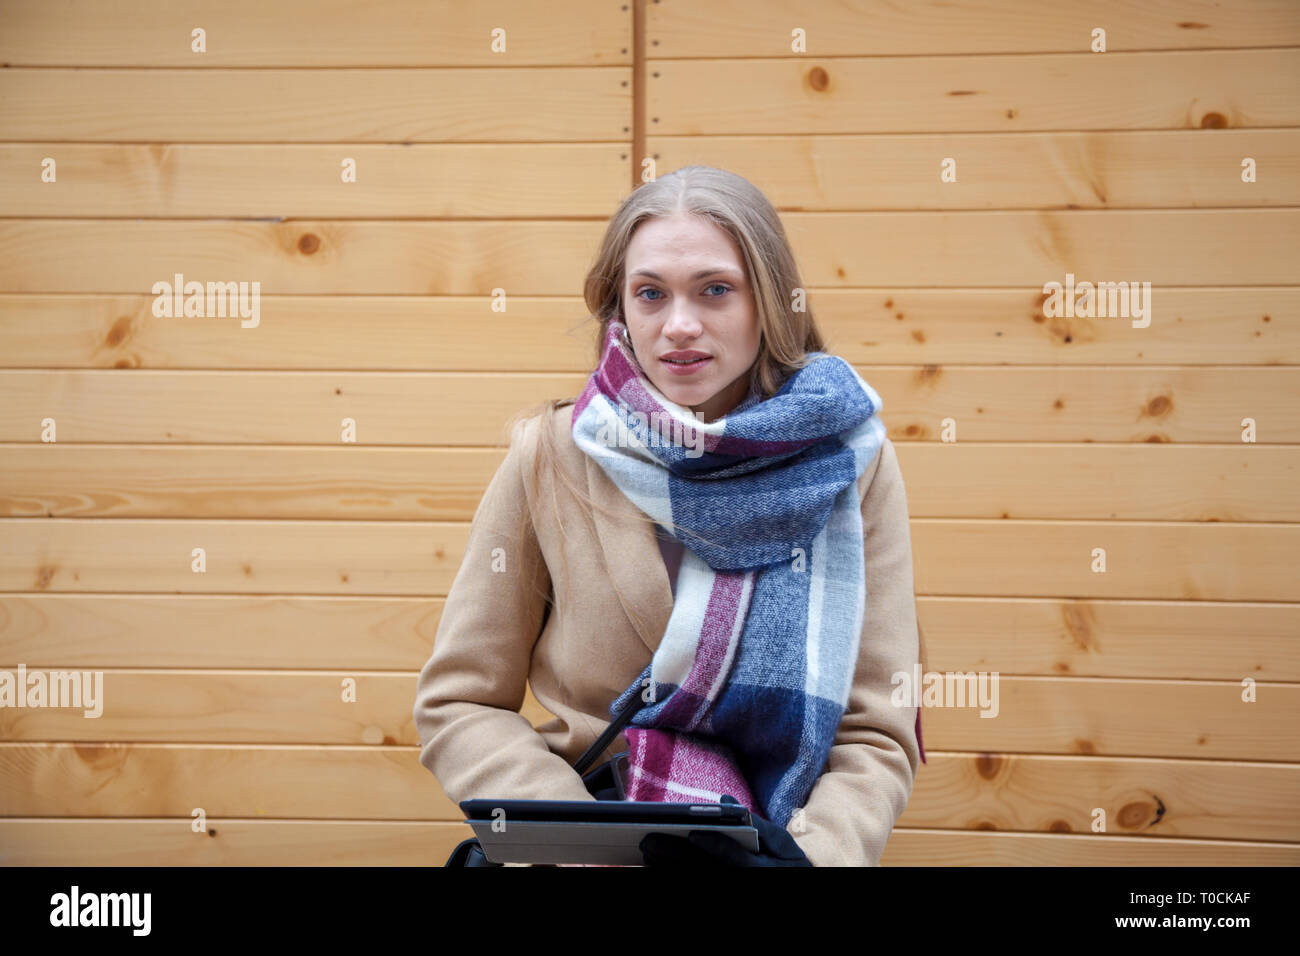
[413, 401, 922, 866]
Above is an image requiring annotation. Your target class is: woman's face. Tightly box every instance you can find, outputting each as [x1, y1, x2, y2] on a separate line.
[621, 212, 761, 424]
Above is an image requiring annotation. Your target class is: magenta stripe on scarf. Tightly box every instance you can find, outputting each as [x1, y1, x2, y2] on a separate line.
[658, 570, 749, 731]
[624, 728, 759, 813]
[627, 728, 677, 800]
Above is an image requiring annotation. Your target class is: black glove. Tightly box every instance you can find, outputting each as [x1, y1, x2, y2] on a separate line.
[640, 795, 813, 867]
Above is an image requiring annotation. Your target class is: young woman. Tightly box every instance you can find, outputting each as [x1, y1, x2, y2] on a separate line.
[414, 165, 926, 867]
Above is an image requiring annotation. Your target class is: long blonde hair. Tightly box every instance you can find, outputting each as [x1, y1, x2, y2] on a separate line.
[500, 165, 926, 673]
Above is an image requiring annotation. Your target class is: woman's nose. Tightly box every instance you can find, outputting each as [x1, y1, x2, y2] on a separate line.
[662, 304, 703, 339]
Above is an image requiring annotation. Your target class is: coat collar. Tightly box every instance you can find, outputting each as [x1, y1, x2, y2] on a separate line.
[583, 454, 675, 659]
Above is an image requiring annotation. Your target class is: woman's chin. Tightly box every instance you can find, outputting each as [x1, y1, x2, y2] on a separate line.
[649, 379, 703, 407]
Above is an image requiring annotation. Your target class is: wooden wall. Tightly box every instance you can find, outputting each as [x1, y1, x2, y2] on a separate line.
[1, 0, 1297, 865]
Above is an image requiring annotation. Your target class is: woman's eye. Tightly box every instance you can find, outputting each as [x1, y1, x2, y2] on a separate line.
[636, 284, 729, 301]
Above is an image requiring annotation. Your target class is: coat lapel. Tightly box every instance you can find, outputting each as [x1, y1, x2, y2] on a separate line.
[584, 455, 675, 658]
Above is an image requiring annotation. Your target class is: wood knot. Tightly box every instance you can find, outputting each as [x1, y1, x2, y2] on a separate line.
[1117, 800, 1159, 829]
[1048, 819, 1072, 832]
[105, 315, 133, 347]
[1199, 111, 1228, 129]
[806, 66, 829, 92]
[1062, 601, 1095, 652]
[34, 563, 58, 590]
[975, 753, 1000, 779]
[298, 232, 321, 255]
[1144, 394, 1172, 418]
[73, 742, 123, 767]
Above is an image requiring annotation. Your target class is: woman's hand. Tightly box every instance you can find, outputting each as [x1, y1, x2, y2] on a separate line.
[639, 795, 813, 867]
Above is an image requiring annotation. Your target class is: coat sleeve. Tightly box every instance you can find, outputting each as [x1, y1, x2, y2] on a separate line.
[412, 415, 597, 805]
[786, 437, 922, 866]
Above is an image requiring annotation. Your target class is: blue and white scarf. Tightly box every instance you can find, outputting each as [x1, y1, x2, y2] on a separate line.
[572, 316, 905, 827]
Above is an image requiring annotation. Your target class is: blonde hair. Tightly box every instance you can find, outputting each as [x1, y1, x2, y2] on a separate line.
[499, 165, 926, 672]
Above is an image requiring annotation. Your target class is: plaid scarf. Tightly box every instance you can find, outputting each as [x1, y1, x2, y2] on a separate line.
[571, 317, 923, 828]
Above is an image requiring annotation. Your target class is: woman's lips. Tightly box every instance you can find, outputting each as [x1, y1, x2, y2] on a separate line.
[660, 356, 712, 375]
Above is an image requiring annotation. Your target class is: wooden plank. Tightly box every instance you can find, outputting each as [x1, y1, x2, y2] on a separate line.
[898, 752, 1300, 842]
[0, 445, 510, 520]
[2, 444, 1297, 522]
[0, 295, 600, 371]
[895, 445, 1300, 522]
[0, 67, 632, 142]
[1, 368, 1294, 443]
[908, 518, 1298, 601]
[0, 672, 556, 745]
[0, 519, 471, 595]
[646, 130, 1300, 209]
[4, 443, 1297, 521]
[0, 671, 530, 745]
[917, 598, 1300, 682]
[0, 670, 1292, 759]
[0, 144, 631, 217]
[1, 818, 1294, 866]
[647, 0, 1300, 56]
[9, 133, 1296, 217]
[0, 516, 1296, 600]
[916, 677, 1300, 760]
[0, 221, 607, 294]
[3, 744, 1296, 843]
[0, 288, 1292, 369]
[3, 594, 1296, 681]
[812, 288, 1296, 366]
[782, 211, 1300, 287]
[0, 818, 475, 866]
[0, 371, 585, 445]
[0, 595, 449, 670]
[0, 0, 631, 67]
[2, 211, 1295, 292]
[648, 50, 1300, 134]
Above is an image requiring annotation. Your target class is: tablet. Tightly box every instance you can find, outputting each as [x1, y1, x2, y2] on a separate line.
[459, 798, 761, 865]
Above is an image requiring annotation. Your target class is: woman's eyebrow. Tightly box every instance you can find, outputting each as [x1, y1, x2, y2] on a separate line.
[631, 268, 743, 281]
